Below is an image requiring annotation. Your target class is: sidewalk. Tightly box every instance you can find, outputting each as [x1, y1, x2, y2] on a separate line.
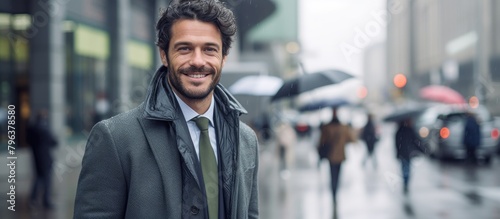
[1, 126, 499, 218]
[259, 123, 500, 219]
[0, 136, 87, 219]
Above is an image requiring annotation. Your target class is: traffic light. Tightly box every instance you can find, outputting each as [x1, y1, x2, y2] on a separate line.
[392, 73, 407, 100]
[393, 73, 407, 88]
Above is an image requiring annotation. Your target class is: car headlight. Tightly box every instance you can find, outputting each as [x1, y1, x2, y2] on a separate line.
[419, 127, 429, 138]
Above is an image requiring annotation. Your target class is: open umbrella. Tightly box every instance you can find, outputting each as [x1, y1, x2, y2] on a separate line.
[298, 98, 350, 112]
[271, 69, 354, 102]
[383, 106, 426, 122]
[419, 85, 466, 104]
[229, 75, 283, 96]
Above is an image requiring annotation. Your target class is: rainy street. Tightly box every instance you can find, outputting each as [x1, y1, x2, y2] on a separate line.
[2, 121, 500, 219]
[2, 0, 500, 218]
[258, 122, 500, 219]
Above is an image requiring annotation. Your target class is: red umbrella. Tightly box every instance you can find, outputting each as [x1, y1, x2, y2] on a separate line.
[419, 85, 466, 104]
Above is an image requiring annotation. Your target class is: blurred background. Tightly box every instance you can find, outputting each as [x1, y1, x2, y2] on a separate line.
[1, 0, 500, 218]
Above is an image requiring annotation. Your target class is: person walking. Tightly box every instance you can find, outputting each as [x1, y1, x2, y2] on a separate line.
[275, 120, 296, 178]
[27, 109, 58, 209]
[74, 1, 259, 218]
[361, 113, 378, 168]
[463, 111, 481, 165]
[317, 108, 356, 214]
[395, 118, 424, 194]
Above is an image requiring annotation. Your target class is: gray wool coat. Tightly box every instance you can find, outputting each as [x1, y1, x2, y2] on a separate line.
[74, 66, 259, 218]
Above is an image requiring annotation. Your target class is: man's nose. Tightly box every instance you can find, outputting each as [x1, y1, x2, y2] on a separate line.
[189, 49, 206, 67]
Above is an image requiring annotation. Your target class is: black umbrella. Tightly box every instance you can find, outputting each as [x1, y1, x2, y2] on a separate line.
[270, 69, 354, 102]
[383, 107, 426, 122]
[298, 98, 350, 112]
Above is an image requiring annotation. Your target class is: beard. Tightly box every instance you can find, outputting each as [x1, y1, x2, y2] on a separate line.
[167, 64, 220, 100]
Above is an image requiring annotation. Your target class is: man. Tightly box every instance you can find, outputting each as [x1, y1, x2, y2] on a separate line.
[317, 108, 356, 214]
[361, 113, 378, 168]
[395, 118, 424, 194]
[28, 109, 58, 209]
[74, 1, 259, 218]
[463, 111, 481, 165]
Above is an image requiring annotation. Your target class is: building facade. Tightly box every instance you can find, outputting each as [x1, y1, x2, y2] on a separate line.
[387, 0, 500, 115]
[1, 0, 284, 148]
[1, 0, 168, 147]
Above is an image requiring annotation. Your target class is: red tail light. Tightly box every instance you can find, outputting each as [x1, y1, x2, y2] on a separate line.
[296, 124, 309, 132]
[440, 127, 450, 139]
[492, 128, 499, 139]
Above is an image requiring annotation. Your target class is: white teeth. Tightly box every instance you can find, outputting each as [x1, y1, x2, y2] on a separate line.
[189, 74, 206, 78]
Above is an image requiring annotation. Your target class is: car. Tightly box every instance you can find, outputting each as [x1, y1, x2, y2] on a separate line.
[414, 104, 460, 149]
[294, 122, 312, 137]
[422, 105, 500, 164]
[495, 116, 500, 155]
[278, 109, 314, 138]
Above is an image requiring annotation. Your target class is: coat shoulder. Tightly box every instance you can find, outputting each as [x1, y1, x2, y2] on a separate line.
[238, 121, 259, 152]
[90, 106, 145, 149]
[239, 121, 257, 141]
[98, 107, 143, 131]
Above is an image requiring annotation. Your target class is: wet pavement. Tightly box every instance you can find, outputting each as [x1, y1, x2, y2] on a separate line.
[258, 123, 500, 219]
[1, 123, 500, 218]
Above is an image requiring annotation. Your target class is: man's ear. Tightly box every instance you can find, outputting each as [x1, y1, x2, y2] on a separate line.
[159, 48, 168, 67]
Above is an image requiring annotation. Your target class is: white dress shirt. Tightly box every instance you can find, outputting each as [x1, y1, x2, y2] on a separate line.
[173, 93, 218, 162]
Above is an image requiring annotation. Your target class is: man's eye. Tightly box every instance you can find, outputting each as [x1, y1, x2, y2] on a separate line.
[205, 47, 217, 52]
[178, 47, 190, 51]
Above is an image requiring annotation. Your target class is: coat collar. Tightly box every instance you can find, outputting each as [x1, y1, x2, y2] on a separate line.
[142, 66, 247, 121]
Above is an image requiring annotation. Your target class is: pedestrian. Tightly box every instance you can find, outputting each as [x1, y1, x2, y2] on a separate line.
[395, 118, 424, 194]
[27, 109, 58, 209]
[275, 120, 296, 178]
[463, 111, 481, 165]
[317, 108, 356, 212]
[74, 1, 259, 218]
[361, 113, 378, 168]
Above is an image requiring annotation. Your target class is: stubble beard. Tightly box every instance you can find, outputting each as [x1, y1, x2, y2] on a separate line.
[167, 63, 221, 100]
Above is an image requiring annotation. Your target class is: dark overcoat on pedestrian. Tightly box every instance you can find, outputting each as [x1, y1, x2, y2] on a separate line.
[395, 122, 424, 160]
[27, 118, 58, 176]
[361, 119, 377, 154]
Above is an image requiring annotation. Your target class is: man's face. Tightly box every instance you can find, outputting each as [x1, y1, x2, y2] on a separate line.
[160, 19, 226, 101]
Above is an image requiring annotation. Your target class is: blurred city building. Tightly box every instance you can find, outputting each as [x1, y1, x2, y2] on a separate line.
[363, 42, 388, 106]
[386, 0, 500, 115]
[0, 0, 294, 146]
[220, 0, 301, 125]
[1, 0, 169, 147]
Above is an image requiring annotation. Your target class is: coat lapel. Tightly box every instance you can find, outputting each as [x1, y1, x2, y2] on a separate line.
[138, 118, 182, 217]
[139, 115, 202, 188]
[172, 117, 203, 188]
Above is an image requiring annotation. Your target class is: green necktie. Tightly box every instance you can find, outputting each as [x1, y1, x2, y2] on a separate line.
[193, 116, 218, 219]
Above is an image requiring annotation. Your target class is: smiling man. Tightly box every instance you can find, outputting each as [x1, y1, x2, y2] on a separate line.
[73, 1, 259, 218]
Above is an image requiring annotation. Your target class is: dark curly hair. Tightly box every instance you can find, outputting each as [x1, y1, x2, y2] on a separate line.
[155, 0, 237, 57]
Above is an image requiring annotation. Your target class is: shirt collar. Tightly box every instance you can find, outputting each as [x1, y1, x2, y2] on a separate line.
[173, 92, 215, 127]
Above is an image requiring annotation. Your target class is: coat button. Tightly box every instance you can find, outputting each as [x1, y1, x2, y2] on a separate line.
[190, 206, 199, 215]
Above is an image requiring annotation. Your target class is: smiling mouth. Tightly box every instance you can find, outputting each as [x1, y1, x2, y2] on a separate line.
[187, 74, 209, 78]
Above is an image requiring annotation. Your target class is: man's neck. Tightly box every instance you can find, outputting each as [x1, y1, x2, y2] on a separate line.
[177, 92, 213, 115]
